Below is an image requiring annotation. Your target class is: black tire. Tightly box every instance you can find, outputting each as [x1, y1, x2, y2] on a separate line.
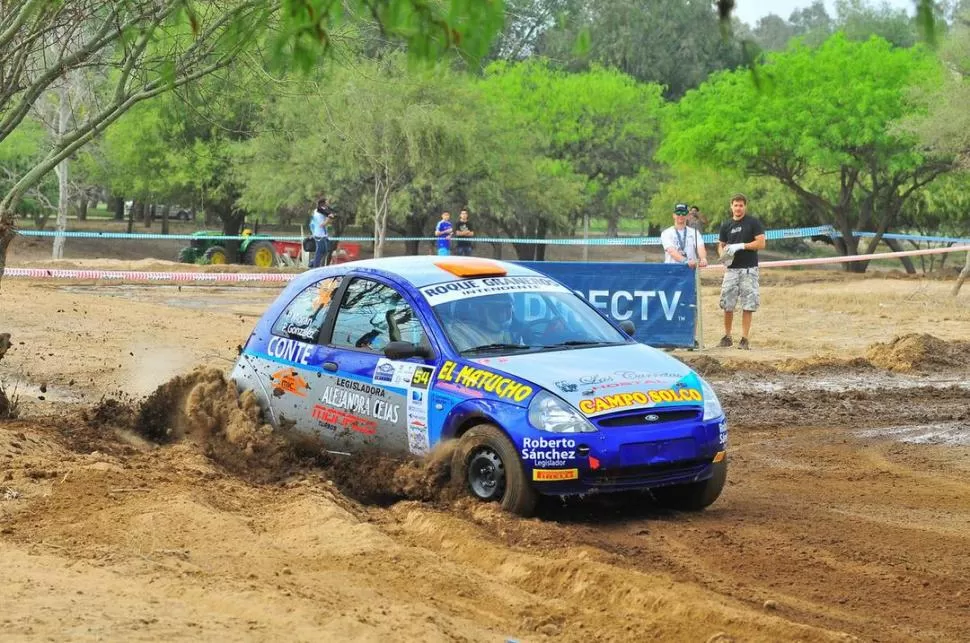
[203, 245, 229, 265]
[651, 458, 727, 511]
[452, 424, 537, 517]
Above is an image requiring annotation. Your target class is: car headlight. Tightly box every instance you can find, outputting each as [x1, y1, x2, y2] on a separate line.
[528, 391, 598, 433]
[700, 378, 724, 421]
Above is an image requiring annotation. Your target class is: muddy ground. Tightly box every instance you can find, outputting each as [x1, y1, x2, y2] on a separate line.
[1, 270, 969, 642]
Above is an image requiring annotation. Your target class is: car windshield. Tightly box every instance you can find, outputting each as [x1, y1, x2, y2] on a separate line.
[431, 288, 628, 356]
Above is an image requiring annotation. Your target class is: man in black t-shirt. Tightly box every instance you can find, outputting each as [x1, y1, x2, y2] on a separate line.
[454, 208, 474, 256]
[717, 193, 766, 350]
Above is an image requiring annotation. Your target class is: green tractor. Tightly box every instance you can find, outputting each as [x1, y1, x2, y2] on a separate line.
[178, 230, 294, 268]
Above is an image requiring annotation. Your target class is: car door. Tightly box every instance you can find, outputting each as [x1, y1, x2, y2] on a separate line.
[317, 276, 436, 455]
[258, 276, 342, 438]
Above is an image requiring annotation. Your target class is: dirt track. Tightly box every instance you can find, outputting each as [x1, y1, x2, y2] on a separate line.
[2, 271, 970, 642]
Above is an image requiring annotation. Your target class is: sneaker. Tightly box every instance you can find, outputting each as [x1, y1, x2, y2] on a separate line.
[718, 335, 732, 347]
[738, 337, 750, 350]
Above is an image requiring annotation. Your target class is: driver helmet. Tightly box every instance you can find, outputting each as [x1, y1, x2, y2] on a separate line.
[479, 293, 514, 332]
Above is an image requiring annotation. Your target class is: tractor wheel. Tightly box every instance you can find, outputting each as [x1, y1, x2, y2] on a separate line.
[244, 240, 278, 268]
[177, 247, 198, 264]
[203, 246, 229, 265]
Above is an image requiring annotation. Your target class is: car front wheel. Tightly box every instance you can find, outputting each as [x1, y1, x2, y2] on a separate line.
[651, 459, 727, 511]
[453, 424, 537, 517]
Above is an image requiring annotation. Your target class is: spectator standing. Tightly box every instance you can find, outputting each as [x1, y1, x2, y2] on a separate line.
[661, 203, 707, 268]
[454, 208, 475, 256]
[717, 193, 766, 350]
[309, 198, 336, 268]
[687, 205, 708, 232]
[434, 211, 453, 256]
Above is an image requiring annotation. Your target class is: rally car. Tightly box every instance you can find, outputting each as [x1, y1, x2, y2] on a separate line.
[231, 256, 727, 516]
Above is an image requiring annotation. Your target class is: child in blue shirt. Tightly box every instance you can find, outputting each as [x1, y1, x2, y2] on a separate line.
[434, 211, 453, 256]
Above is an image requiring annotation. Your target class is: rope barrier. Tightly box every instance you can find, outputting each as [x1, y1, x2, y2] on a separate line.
[14, 225, 840, 245]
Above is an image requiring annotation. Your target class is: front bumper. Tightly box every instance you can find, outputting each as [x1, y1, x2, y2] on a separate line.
[519, 414, 727, 496]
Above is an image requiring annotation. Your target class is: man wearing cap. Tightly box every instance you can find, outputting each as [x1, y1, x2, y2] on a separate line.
[661, 203, 707, 268]
[717, 193, 766, 350]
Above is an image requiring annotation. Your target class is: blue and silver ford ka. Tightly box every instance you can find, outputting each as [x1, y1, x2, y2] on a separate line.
[231, 256, 727, 516]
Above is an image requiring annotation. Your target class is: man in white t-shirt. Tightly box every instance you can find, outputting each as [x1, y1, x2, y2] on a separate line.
[661, 203, 707, 268]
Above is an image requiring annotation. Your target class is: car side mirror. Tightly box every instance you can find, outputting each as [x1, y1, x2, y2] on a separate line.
[619, 320, 636, 336]
[383, 340, 435, 361]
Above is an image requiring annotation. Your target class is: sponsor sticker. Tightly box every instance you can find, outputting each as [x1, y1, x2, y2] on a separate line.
[533, 468, 579, 482]
[437, 360, 533, 402]
[719, 420, 728, 446]
[520, 436, 576, 468]
[578, 388, 701, 415]
[373, 358, 419, 388]
[335, 377, 386, 397]
[319, 386, 400, 423]
[267, 336, 314, 365]
[420, 276, 570, 306]
[312, 404, 378, 435]
[405, 366, 435, 456]
[270, 368, 309, 397]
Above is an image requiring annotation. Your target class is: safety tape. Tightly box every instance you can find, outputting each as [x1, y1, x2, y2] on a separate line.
[3, 268, 295, 282]
[703, 244, 970, 270]
[14, 224, 840, 245]
[854, 231, 970, 244]
[7, 244, 968, 283]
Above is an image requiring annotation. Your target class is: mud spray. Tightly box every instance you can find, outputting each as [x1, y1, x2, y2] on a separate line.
[86, 366, 461, 505]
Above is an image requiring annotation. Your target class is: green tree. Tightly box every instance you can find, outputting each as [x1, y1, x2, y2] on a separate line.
[235, 56, 476, 258]
[752, 14, 798, 52]
[836, 0, 919, 47]
[661, 34, 953, 271]
[533, 0, 746, 99]
[906, 7, 970, 165]
[478, 60, 666, 238]
[789, 0, 835, 46]
[0, 0, 505, 278]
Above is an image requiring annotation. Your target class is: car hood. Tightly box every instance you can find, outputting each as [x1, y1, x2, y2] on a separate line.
[473, 344, 703, 417]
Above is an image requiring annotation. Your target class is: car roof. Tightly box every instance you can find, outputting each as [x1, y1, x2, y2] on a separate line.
[305, 255, 547, 289]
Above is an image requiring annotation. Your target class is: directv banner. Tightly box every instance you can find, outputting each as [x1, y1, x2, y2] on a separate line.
[517, 262, 696, 348]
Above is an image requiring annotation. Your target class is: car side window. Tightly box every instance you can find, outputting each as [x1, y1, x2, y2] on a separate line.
[331, 278, 428, 352]
[271, 277, 342, 343]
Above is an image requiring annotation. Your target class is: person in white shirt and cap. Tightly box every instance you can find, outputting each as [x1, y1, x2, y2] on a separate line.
[661, 203, 707, 268]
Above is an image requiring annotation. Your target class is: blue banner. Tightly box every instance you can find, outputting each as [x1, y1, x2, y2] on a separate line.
[518, 262, 697, 348]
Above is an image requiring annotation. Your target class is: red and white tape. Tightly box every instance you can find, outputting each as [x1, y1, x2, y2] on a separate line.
[703, 244, 970, 270]
[4, 268, 295, 282]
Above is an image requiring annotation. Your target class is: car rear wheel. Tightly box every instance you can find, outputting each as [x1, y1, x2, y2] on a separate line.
[453, 424, 537, 517]
[651, 459, 727, 511]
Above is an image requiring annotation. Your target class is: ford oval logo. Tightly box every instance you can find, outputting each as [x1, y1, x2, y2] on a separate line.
[644, 414, 660, 422]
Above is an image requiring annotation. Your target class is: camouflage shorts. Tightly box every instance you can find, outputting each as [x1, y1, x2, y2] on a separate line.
[720, 267, 760, 312]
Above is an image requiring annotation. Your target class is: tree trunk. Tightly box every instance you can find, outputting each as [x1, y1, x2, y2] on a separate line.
[953, 251, 970, 297]
[52, 83, 71, 261]
[144, 203, 154, 228]
[161, 205, 170, 235]
[372, 170, 391, 259]
[78, 191, 88, 221]
[883, 238, 916, 275]
[606, 215, 618, 238]
[113, 196, 125, 221]
[534, 218, 549, 261]
[127, 201, 138, 234]
[403, 213, 424, 255]
[0, 210, 15, 285]
[832, 220, 865, 273]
